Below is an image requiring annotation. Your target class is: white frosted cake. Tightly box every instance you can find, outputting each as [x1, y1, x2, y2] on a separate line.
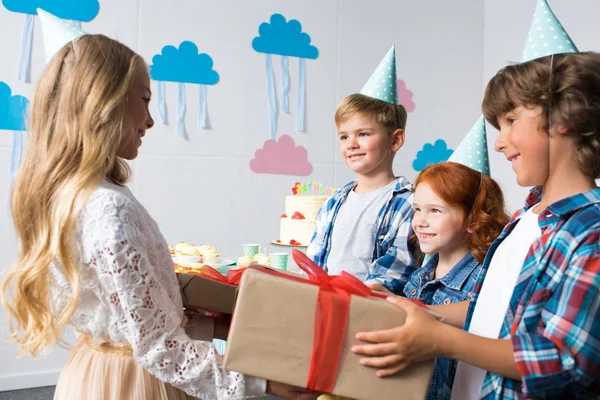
[276, 182, 334, 246]
[280, 195, 329, 246]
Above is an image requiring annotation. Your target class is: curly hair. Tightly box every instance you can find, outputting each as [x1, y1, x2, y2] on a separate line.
[415, 162, 510, 263]
[482, 51, 600, 179]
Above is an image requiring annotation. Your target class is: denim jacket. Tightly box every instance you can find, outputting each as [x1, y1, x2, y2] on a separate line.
[403, 252, 482, 400]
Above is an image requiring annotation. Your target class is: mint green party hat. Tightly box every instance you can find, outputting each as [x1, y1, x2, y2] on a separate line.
[360, 46, 397, 104]
[448, 115, 490, 175]
[521, 0, 578, 62]
[37, 8, 87, 64]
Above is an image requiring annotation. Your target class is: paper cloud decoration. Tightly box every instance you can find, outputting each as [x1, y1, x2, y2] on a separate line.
[0, 81, 29, 186]
[413, 139, 453, 171]
[149, 41, 220, 137]
[2, 0, 99, 20]
[252, 13, 319, 59]
[150, 41, 219, 84]
[397, 79, 415, 113]
[0, 82, 29, 131]
[250, 134, 313, 176]
[252, 13, 319, 139]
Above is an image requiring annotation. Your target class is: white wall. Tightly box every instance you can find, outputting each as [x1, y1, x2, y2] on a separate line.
[3, 0, 593, 391]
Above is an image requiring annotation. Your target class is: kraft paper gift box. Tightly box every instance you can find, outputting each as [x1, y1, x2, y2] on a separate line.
[178, 265, 305, 315]
[178, 273, 239, 314]
[223, 260, 434, 400]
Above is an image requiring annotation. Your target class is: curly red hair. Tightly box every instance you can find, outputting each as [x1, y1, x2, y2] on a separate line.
[414, 162, 510, 263]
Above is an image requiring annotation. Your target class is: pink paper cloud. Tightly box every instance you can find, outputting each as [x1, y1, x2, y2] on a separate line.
[250, 134, 313, 176]
[397, 79, 415, 113]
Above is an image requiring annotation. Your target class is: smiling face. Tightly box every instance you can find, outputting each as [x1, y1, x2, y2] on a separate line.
[337, 114, 403, 178]
[117, 60, 154, 160]
[411, 182, 469, 257]
[493, 106, 549, 187]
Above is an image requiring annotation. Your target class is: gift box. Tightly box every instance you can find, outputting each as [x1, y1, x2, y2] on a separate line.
[223, 251, 435, 400]
[178, 271, 239, 314]
[178, 264, 304, 315]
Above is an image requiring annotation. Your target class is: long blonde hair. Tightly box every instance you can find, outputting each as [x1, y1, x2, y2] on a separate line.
[2, 34, 141, 356]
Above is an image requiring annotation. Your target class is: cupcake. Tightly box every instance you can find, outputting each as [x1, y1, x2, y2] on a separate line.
[174, 242, 202, 264]
[237, 255, 253, 268]
[252, 253, 270, 267]
[198, 245, 220, 265]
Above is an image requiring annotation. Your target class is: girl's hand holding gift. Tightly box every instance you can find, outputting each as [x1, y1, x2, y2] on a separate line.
[351, 296, 447, 377]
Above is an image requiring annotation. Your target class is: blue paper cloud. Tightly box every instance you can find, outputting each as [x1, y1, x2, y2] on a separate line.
[252, 14, 319, 59]
[0, 82, 29, 131]
[150, 41, 220, 85]
[413, 139, 453, 171]
[2, 0, 99, 21]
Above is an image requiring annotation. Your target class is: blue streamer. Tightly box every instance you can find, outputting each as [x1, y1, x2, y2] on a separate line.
[296, 58, 306, 132]
[280, 56, 289, 113]
[157, 81, 167, 125]
[18, 15, 34, 82]
[70, 20, 82, 29]
[177, 83, 186, 138]
[10, 131, 24, 186]
[266, 54, 277, 140]
[213, 339, 227, 355]
[198, 84, 207, 129]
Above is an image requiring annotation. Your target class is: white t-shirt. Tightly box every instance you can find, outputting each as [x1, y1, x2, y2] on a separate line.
[451, 206, 542, 400]
[326, 181, 397, 280]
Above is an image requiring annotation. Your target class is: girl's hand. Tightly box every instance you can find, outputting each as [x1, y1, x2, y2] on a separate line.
[351, 296, 446, 377]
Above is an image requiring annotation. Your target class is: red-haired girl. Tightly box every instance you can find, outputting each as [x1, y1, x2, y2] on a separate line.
[404, 161, 509, 399]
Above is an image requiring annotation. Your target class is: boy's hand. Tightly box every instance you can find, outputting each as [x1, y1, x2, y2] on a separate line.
[352, 296, 445, 377]
[266, 381, 320, 400]
[367, 282, 393, 295]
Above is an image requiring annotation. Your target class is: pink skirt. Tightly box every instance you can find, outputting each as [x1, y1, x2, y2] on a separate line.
[53, 336, 198, 400]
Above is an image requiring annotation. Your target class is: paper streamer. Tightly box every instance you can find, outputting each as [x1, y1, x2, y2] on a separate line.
[10, 131, 24, 186]
[296, 58, 306, 132]
[266, 54, 277, 140]
[199, 84, 207, 129]
[18, 15, 35, 82]
[280, 56, 290, 113]
[157, 81, 167, 125]
[177, 82, 186, 138]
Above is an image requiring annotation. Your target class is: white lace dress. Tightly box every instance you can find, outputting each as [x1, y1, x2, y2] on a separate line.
[50, 181, 266, 399]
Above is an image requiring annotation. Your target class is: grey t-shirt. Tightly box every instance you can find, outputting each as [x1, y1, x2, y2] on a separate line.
[326, 180, 397, 280]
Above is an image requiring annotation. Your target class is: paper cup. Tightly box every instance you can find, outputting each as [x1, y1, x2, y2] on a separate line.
[241, 244, 260, 258]
[268, 252, 288, 271]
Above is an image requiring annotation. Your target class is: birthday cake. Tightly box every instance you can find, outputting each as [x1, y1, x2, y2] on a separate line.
[278, 182, 333, 246]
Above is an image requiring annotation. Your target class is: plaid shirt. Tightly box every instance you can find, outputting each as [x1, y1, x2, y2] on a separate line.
[452, 186, 600, 399]
[306, 176, 415, 294]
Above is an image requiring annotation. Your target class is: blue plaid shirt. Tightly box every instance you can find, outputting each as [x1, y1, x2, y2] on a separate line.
[306, 176, 415, 294]
[447, 187, 600, 399]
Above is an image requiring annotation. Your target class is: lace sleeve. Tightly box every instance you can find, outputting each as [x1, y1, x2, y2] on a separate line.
[88, 194, 266, 399]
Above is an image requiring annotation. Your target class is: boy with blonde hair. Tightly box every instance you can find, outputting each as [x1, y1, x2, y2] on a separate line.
[307, 46, 415, 294]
